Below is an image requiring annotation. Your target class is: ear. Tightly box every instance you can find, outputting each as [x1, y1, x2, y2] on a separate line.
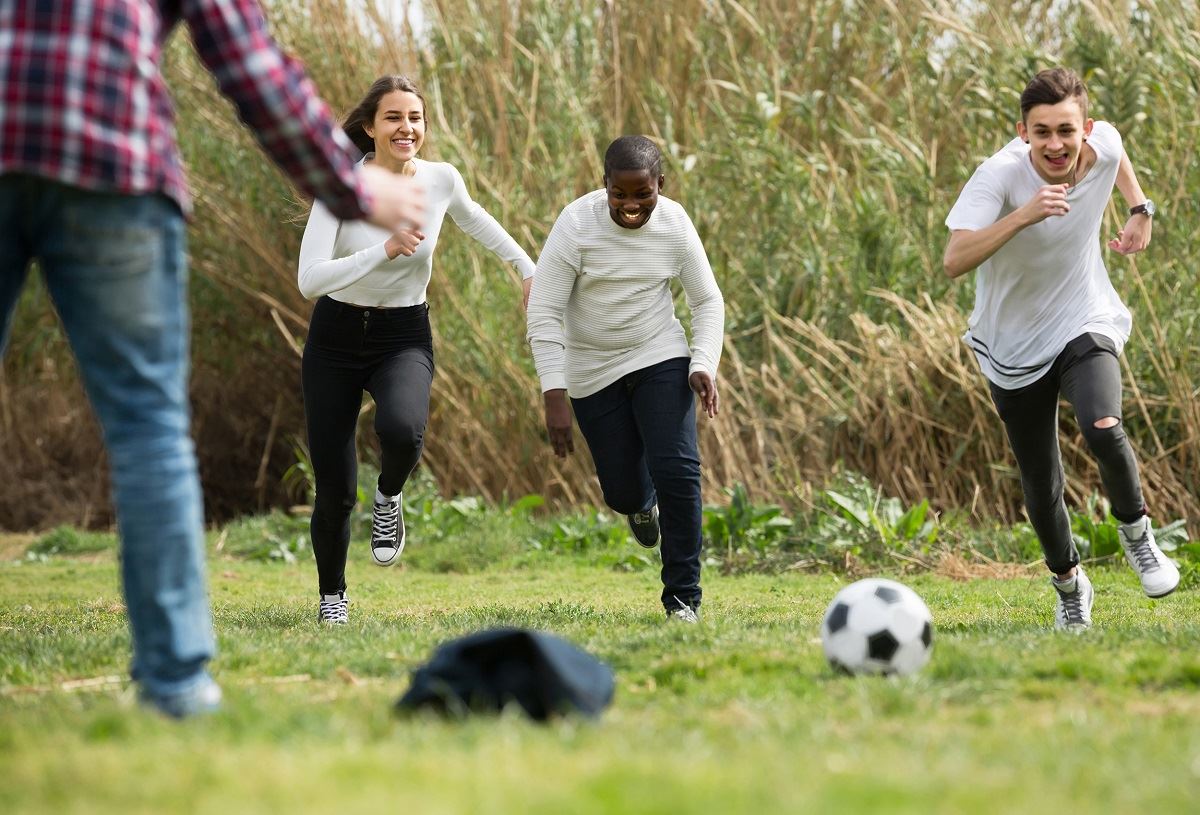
[657, 174, 666, 192]
[1016, 120, 1028, 144]
[364, 124, 375, 139]
[1082, 117, 1094, 141]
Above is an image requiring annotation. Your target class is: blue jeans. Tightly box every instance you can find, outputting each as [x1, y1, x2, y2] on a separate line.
[571, 357, 703, 610]
[0, 175, 215, 698]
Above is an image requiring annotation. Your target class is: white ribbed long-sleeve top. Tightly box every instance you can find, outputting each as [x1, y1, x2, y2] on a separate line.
[526, 190, 725, 397]
[297, 157, 535, 306]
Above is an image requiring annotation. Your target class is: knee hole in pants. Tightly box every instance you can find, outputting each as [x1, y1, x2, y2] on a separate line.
[1081, 418, 1128, 461]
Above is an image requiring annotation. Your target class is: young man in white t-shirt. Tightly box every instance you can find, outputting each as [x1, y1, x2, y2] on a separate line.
[943, 67, 1179, 630]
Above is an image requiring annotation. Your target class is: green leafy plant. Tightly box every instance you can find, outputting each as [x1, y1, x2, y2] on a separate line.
[532, 509, 629, 554]
[26, 526, 116, 558]
[703, 482, 794, 556]
[819, 473, 937, 554]
[217, 512, 311, 563]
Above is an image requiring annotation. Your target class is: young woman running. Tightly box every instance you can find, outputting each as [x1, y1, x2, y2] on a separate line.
[944, 67, 1179, 631]
[297, 75, 535, 624]
[526, 135, 725, 622]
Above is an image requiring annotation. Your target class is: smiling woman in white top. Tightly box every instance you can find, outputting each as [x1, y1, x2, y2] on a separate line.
[297, 75, 535, 625]
[944, 67, 1178, 631]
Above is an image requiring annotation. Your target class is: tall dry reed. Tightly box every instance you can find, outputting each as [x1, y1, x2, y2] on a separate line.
[2, 0, 1197, 529]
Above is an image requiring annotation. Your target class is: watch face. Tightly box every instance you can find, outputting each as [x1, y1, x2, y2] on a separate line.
[1145, 200, 1157, 217]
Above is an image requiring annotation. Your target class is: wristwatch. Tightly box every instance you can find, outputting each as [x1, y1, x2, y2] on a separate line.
[1129, 200, 1156, 218]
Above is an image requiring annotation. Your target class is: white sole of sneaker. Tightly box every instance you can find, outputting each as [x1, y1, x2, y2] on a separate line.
[370, 547, 403, 567]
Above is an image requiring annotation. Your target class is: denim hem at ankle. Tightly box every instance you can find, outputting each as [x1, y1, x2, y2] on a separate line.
[137, 668, 215, 700]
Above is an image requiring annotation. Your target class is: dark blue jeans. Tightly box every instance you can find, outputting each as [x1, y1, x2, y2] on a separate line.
[571, 357, 702, 610]
[0, 174, 215, 699]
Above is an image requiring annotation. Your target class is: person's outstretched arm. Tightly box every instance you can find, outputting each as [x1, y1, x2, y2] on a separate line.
[526, 209, 579, 457]
[445, 166, 537, 308]
[181, 0, 423, 231]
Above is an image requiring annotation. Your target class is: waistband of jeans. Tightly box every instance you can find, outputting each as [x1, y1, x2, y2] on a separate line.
[316, 297, 430, 320]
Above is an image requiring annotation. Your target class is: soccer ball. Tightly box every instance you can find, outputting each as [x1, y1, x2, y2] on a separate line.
[820, 578, 933, 676]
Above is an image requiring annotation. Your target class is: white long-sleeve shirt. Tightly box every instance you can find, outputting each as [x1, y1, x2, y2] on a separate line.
[297, 157, 535, 306]
[526, 190, 725, 397]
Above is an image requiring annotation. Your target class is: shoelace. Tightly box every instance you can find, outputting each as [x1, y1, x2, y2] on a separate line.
[632, 510, 654, 526]
[670, 596, 698, 623]
[319, 597, 348, 624]
[372, 500, 399, 546]
[1058, 587, 1085, 625]
[1125, 532, 1160, 573]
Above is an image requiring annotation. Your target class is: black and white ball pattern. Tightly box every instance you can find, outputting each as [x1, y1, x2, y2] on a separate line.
[821, 578, 933, 676]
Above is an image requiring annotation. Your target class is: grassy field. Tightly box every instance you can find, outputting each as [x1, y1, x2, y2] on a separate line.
[2, 534, 1198, 814]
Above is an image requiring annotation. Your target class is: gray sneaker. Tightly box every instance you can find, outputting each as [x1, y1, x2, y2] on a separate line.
[1118, 516, 1180, 598]
[628, 505, 660, 548]
[318, 591, 349, 625]
[1052, 567, 1094, 632]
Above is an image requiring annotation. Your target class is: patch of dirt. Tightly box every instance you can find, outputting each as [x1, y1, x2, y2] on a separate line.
[0, 533, 35, 561]
[933, 550, 1041, 581]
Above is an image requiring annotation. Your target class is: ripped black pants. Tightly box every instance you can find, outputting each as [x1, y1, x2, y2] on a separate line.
[989, 333, 1146, 575]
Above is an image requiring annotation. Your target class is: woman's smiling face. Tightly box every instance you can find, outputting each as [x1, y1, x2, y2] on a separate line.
[365, 90, 425, 167]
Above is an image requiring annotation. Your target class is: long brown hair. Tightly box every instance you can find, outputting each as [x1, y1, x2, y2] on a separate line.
[342, 75, 427, 157]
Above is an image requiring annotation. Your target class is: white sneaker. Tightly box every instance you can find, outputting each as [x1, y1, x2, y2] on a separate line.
[370, 489, 405, 566]
[1118, 517, 1180, 598]
[666, 596, 699, 624]
[318, 591, 349, 625]
[1052, 567, 1094, 632]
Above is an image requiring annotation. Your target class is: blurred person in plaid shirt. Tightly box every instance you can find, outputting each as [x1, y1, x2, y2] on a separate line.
[0, 0, 425, 718]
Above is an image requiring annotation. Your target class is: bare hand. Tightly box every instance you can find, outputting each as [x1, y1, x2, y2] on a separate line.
[689, 371, 719, 418]
[543, 390, 574, 458]
[385, 228, 425, 259]
[522, 278, 534, 311]
[360, 163, 426, 232]
[1109, 215, 1152, 255]
[1020, 184, 1071, 225]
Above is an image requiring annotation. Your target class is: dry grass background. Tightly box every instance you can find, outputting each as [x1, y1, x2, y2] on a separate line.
[2, 0, 1197, 530]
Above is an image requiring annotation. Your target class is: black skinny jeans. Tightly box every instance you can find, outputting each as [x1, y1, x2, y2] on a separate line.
[989, 332, 1146, 575]
[302, 296, 434, 594]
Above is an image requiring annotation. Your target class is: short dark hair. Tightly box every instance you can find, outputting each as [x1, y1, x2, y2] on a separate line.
[1020, 68, 1088, 121]
[343, 75, 427, 157]
[603, 135, 662, 178]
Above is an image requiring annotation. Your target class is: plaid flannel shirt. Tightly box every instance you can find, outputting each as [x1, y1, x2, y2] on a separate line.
[0, 0, 369, 219]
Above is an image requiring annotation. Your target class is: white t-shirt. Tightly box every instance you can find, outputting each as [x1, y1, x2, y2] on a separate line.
[297, 157, 535, 307]
[526, 190, 725, 398]
[945, 120, 1131, 389]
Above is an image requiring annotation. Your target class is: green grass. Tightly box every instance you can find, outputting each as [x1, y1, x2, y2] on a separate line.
[2, 538, 1198, 814]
